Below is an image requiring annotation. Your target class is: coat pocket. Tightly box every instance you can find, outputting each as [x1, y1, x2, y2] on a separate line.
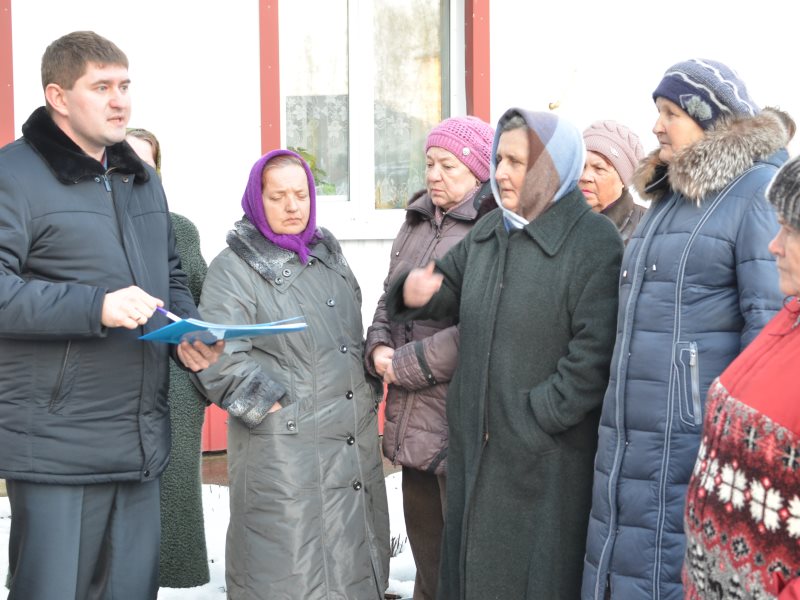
[674, 341, 702, 427]
[49, 341, 78, 414]
[251, 399, 300, 436]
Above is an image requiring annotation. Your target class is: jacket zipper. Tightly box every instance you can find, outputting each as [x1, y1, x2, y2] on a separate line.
[689, 342, 701, 425]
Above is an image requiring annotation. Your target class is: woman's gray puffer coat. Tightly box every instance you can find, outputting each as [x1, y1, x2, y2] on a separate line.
[195, 219, 390, 600]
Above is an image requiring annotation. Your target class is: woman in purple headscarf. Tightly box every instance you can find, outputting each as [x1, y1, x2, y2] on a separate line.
[194, 150, 390, 600]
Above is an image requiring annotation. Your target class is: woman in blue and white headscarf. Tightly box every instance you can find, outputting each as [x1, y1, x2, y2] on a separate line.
[385, 108, 624, 599]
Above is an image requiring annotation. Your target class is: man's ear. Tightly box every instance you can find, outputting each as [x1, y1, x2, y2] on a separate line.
[44, 83, 69, 117]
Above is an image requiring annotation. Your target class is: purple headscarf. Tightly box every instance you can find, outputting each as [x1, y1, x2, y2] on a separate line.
[241, 149, 318, 263]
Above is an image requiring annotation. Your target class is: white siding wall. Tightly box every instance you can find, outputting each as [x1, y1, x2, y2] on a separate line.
[10, 1, 799, 329]
[489, 1, 800, 157]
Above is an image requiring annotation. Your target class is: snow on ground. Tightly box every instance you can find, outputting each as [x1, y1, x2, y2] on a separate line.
[0, 471, 414, 599]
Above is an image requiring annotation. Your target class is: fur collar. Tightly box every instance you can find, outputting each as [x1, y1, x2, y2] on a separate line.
[21, 107, 149, 185]
[633, 107, 794, 203]
[226, 218, 350, 283]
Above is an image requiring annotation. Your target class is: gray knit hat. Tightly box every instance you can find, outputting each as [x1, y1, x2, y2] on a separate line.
[652, 58, 759, 129]
[582, 120, 644, 186]
[767, 155, 800, 230]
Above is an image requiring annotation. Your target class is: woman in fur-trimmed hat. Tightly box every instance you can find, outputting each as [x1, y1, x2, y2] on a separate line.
[583, 58, 796, 600]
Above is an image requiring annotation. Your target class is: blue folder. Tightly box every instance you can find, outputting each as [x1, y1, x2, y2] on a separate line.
[140, 315, 307, 345]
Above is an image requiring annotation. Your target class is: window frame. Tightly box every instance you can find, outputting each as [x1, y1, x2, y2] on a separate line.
[270, 0, 466, 240]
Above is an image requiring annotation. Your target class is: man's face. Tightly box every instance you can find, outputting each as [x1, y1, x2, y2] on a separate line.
[57, 62, 131, 160]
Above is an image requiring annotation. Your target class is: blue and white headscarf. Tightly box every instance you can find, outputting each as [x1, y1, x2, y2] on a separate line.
[490, 108, 585, 230]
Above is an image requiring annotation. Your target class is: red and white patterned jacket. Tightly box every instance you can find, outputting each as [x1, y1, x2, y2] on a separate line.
[684, 299, 800, 599]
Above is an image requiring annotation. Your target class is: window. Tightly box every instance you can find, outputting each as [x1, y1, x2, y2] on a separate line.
[279, 0, 461, 239]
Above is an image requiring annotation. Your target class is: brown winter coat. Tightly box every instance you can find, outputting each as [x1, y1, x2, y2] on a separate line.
[366, 184, 495, 475]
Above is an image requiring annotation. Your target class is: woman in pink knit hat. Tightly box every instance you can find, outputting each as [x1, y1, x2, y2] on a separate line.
[580, 120, 646, 244]
[365, 115, 495, 600]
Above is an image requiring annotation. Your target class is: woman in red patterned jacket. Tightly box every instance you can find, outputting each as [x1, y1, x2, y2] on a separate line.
[683, 153, 800, 599]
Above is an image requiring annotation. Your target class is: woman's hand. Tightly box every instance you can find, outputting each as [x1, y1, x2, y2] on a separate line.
[371, 345, 395, 377]
[268, 401, 283, 414]
[403, 262, 443, 308]
[383, 361, 397, 385]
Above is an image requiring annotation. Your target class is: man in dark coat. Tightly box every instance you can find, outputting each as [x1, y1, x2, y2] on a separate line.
[388, 108, 622, 599]
[0, 31, 221, 599]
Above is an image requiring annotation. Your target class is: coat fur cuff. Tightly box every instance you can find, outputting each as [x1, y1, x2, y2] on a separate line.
[224, 373, 286, 428]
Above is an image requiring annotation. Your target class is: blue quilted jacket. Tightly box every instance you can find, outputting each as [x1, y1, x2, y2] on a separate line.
[582, 108, 794, 600]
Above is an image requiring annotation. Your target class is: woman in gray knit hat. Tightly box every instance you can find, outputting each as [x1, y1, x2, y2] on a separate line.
[583, 58, 796, 600]
[580, 120, 646, 245]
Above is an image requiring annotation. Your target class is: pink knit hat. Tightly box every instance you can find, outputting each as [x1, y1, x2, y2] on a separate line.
[582, 120, 644, 186]
[425, 116, 495, 182]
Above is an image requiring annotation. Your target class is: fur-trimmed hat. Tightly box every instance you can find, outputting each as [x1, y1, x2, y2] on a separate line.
[582, 120, 644, 186]
[767, 155, 800, 230]
[652, 58, 759, 129]
[426, 116, 495, 182]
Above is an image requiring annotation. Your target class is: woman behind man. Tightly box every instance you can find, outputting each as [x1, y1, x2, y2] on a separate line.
[193, 150, 389, 599]
[580, 120, 646, 244]
[683, 154, 800, 599]
[388, 108, 622, 599]
[366, 115, 495, 600]
[125, 127, 210, 588]
[583, 58, 795, 600]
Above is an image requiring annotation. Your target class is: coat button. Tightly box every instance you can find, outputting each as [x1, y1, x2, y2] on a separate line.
[274, 277, 283, 285]
[144, 470, 151, 477]
[326, 298, 336, 307]
[122, 176, 129, 183]
[352, 480, 362, 491]
[308, 259, 315, 266]
[346, 435, 355, 445]
[94, 176, 101, 183]
[346, 391, 354, 399]
[282, 268, 292, 277]
[287, 420, 297, 432]
[339, 344, 348, 353]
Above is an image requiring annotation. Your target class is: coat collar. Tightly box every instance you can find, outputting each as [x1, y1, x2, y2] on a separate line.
[633, 107, 793, 203]
[21, 106, 149, 185]
[476, 187, 589, 257]
[226, 218, 350, 283]
[601, 188, 636, 229]
[405, 180, 496, 224]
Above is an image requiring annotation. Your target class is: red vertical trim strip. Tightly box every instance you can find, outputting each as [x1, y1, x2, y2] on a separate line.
[465, 0, 490, 122]
[0, 0, 14, 145]
[259, 1, 281, 153]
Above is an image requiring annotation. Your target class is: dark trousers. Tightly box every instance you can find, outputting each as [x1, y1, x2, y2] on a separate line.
[402, 466, 446, 600]
[6, 478, 161, 600]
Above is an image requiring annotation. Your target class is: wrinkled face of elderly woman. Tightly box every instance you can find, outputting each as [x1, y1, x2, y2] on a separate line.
[425, 147, 479, 211]
[768, 217, 800, 297]
[261, 164, 311, 235]
[494, 128, 530, 216]
[653, 97, 705, 164]
[579, 151, 624, 212]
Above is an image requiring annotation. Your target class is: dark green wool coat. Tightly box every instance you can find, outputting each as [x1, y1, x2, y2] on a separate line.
[388, 189, 622, 600]
[159, 213, 210, 588]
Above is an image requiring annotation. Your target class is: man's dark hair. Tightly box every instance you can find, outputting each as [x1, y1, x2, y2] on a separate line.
[41, 31, 128, 91]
